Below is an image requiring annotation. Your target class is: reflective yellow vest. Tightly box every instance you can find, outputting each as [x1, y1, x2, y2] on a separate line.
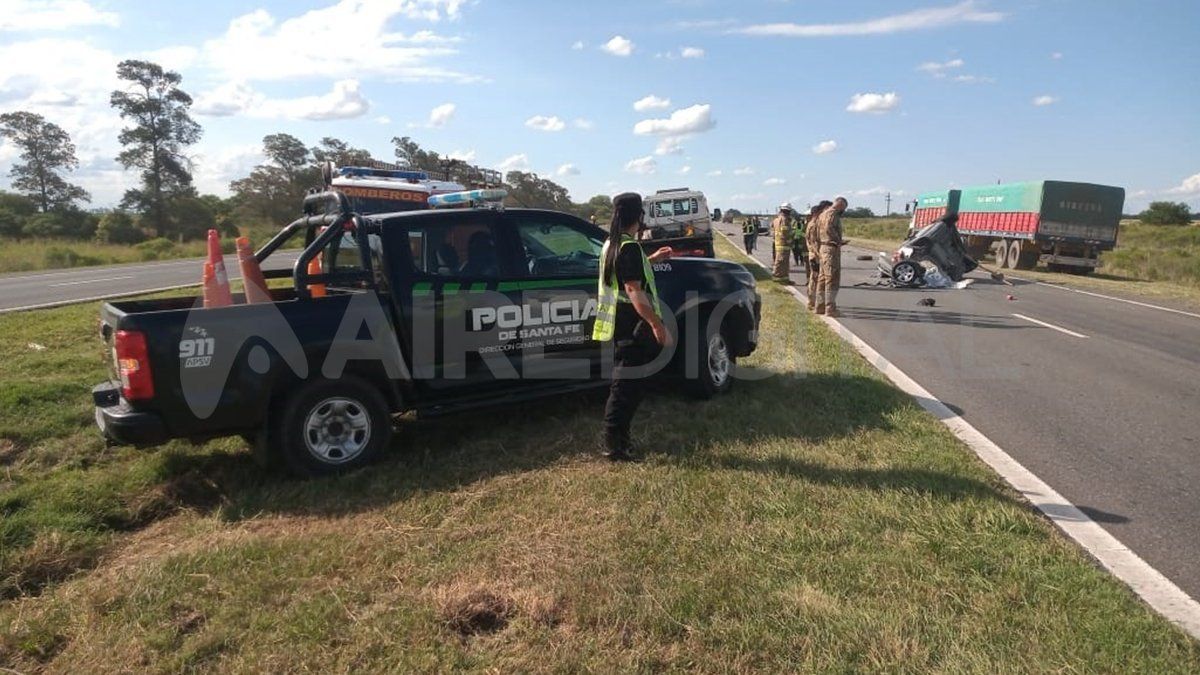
[593, 235, 661, 342]
[742, 220, 755, 235]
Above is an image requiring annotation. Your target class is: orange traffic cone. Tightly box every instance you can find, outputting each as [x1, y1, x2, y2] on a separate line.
[205, 229, 233, 307]
[235, 236, 271, 304]
[201, 261, 219, 308]
[307, 256, 327, 298]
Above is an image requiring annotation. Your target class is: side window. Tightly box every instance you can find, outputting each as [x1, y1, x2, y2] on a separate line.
[407, 222, 500, 278]
[515, 218, 602, 278]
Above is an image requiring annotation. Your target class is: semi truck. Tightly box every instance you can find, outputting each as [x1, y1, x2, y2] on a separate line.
[909, 181, 1125, 274]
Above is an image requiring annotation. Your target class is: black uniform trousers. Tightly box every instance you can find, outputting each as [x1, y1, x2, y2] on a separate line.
[603, 333, 660, 451]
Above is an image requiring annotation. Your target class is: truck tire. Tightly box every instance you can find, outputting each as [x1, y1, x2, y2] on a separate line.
[994, 240, 1011, 269]
[891, 260, 925, 287]
[687, 314, 735, 399]
[1010, 239, 1038, 270]
[273, 376, 392, 477]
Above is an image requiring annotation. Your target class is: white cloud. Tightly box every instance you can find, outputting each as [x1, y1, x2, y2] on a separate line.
[655, 137, 685, 156]
[139, 46, 199, 72]
[192, 143, 265, 195]
[555, 163, 580, 177]
[953, 74, 994, 83]
[764, 177, 787, 186]
[449, 149, 476, 162]
[916, 58, 964, 77]
[633, 95, 672, 112]
[1051, 51, 1063, 60]
[1032, 95, 1059, 106]
[525, 115, 566, 132]
[573, 118, 595, 130]
[497, 154, 530, 172]
[679, 165, 692, 175]
[374, 115, 392, 125]
[428, 102, 456, 127]
[706, 170, 723, 177]
[846, 92, 900, 114]
[813, 140, 839, 154]
[633, 104, 715, 136]
[625, 156, 657, 174]
[733, 167, 755, 176]
[601, 35, 634, 57]
[731, 193, 766, 201]
[194, 79, 370, 120]
[852, 186, 906, 197]
[680, 46, 705, 59]
[735, 1, 1004, 37]
[571, 40, 584, 50]
[1167, 173, 1200, 195]
[0, 0, 119, 31]
[200, 1, 476, 83]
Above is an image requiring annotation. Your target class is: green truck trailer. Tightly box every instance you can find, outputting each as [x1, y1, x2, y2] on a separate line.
[909, 181, 1125, 273]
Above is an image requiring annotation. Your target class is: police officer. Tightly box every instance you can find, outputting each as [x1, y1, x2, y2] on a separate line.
[791, 213, 808, 268]
[742, 216, 757, 254]
[771, 203, 795, 282]
[593, 193, 674, 461]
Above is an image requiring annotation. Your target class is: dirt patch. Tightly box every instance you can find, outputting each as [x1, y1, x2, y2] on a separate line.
[0, 438, 20, 465]
[434, 583, 516, 637]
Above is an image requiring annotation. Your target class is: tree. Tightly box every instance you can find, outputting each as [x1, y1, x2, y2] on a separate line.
[312, 137, 373, 167]
[95, 210, 145, 244]
[1139, 201, 1192, 226]
[503, 171, 573, 211]
[844, 206, 876, 218]
[0, 190, 38, 237]
[110, 59, 202, 238]
[0, 111, 90, 212]
[574, 194, 612, 224]
[230, 133, 318, 225]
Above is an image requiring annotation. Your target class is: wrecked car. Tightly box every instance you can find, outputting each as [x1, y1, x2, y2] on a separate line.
[878, 216, 978, 288]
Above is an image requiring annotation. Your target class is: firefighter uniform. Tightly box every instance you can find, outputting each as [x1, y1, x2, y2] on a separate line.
[815, 208, 844, 315]
[805, 215, 821, 310]
[771, 210, 794, 281]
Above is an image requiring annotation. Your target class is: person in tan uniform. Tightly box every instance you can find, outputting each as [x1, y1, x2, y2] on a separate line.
[805, 201, 832, 311]
[815, 197, 848, 317]
[771, 203, 795, 282]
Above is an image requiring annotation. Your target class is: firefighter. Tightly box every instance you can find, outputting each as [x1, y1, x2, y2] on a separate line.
[742, 217, 757, 254]
[593, 192, 674, 461]
[805, 201, 832, 310]
[815, 197, 848, 317]
[771, 203, 795, 282]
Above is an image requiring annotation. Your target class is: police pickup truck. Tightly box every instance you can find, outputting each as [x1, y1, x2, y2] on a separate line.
[93, 190, 761, 476]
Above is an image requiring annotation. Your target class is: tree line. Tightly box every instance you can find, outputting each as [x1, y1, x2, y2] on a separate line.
[0, 59, 618, 245]
[3, 58, 1194, 242]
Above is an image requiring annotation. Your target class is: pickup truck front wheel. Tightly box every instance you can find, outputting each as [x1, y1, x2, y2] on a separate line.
[274, 377, 392, 477]
[687, 316, 735, 399]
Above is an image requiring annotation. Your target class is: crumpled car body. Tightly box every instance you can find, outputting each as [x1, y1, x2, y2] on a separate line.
[878, 217, 979, 287]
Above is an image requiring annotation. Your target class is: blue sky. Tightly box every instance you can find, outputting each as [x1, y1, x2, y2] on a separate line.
[1, 0, 1198, 214]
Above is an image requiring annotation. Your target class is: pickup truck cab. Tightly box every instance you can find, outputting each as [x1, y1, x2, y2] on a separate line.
[94, 191, 760, 476]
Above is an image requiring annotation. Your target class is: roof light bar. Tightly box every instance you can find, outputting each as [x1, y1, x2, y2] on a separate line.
[427, 189, 508, 209]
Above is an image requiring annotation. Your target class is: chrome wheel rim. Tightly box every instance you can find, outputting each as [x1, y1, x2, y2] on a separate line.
[895, 264, 916, 284]
[708, 333, 731, 387]
[303, 397, 371, 464]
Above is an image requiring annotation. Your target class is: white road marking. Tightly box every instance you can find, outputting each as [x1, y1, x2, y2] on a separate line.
[717, 228, 1200, 639]
[0, 257, 206, 282]
[1029, 280, 1200, 320]
[1011, 312, 1090, 338]
[0, 283, 201, 314]
[49, 275, 135, 287]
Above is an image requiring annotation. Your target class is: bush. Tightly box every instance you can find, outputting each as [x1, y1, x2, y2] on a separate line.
[95, 211, 145, 245]
[134, 238, 178, 261]
[1139, 201, 1192, 226]
[43, 247, 101, 268]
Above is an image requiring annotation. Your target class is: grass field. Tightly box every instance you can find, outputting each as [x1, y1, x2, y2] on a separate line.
[1, 238, 1198, 671]
[840, 217, 1200, 308]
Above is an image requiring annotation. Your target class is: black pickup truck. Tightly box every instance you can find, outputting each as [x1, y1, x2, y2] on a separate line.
[94, 192, 760, 476]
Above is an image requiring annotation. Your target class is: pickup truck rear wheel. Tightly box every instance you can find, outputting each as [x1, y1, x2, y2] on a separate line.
[687, 315, 735, 399]
[274, 377, 391, 477]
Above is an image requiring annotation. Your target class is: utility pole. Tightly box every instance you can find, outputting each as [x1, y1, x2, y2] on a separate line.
[885, 192, 892, 216]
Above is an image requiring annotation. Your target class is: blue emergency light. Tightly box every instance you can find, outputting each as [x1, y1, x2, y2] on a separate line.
[427, 189, 508, 208]
[338, 166, 429, 181]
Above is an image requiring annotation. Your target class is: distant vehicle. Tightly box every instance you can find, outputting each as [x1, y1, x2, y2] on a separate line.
[642, 188, 715, 257]
[911, 181, 1125, 274]
[92, 190, 760, 476]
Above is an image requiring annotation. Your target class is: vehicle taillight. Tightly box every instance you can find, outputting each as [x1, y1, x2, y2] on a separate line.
[114, 329, 154, 401]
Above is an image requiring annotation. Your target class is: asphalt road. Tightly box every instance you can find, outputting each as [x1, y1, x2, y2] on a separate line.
[719, 222, 1200, 601]
[0, 252, 301, 313]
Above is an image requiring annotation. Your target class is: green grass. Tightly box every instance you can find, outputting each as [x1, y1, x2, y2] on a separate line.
[1, 240, 1198, 671]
